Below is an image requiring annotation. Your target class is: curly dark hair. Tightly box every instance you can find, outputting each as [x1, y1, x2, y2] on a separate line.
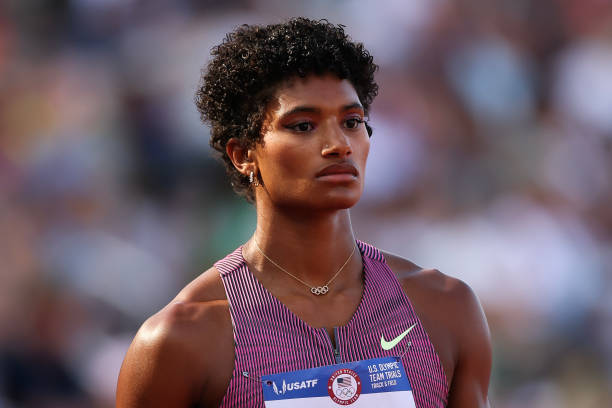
[194, 17, 378, 202]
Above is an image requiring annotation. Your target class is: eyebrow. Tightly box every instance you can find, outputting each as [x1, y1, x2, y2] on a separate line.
[342, 102, 365, 112]
[279, 102, 365, 119]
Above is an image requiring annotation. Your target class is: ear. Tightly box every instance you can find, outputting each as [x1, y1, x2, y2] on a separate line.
[226, 138, 257, 176]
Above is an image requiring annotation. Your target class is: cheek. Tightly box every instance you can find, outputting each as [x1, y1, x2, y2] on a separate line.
[356, 137, 370, 166]
[260, 143, 308, 179]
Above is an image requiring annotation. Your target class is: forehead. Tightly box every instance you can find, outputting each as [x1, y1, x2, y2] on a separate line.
[271, 75, 361, 114]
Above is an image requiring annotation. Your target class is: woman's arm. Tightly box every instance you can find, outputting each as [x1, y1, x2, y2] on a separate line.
[116, 303, 208, 407]
[445, 281, 492, 407]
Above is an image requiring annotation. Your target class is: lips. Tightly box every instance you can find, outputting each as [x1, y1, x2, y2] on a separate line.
[315, 162, 359, 178]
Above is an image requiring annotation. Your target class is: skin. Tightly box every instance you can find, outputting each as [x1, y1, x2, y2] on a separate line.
[116, 75, 492, 407]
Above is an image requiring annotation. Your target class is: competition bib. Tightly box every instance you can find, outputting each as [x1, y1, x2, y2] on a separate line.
[261, 357, 416, 407]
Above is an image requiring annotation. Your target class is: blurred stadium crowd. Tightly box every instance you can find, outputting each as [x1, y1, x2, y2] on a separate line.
[0, 0, 611, 407]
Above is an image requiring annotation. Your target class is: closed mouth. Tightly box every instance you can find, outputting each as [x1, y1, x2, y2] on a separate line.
[315, 162, 359, 178]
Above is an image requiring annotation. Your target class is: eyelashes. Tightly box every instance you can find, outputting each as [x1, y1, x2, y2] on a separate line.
[284, 118, 365, 133]
[285, 121, 315, 132]
[345, 118, 364, 129]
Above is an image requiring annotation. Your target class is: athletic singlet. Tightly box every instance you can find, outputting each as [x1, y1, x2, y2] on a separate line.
[215, 240, 449, 407]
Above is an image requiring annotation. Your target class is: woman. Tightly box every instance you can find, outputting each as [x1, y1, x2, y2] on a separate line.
[117, 18, 491, 407]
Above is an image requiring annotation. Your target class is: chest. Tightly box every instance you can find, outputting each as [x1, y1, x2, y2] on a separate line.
[275, 288, 363, 335]
[215, 248, 450, 407]
[220, 301, 448, 408]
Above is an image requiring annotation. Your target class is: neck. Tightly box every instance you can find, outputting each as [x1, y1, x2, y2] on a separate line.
[247, 206, 360, 288]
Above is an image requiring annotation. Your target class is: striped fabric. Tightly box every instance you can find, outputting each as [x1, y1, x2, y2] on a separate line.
[216, 240, 449, 407]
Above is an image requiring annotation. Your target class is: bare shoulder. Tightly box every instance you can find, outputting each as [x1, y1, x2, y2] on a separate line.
[381, 250, 492, 406]
[381, 250, 485, 321]
[117, 266, 234, 407]
[134, 265, 229, 353]
[137, 265, 230, 352]
[382, 249, 457, 292]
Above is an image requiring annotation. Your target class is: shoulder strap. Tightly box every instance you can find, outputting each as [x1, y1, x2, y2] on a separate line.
[214, 246, 245, 276]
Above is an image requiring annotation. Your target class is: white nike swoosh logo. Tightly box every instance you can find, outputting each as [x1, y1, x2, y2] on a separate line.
[380, 323, 417, 351]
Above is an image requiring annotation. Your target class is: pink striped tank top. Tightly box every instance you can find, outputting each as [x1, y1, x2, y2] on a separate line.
[215, 240, 449, 407]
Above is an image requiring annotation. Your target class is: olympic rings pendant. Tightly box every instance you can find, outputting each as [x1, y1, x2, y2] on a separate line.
[311, 285, 329, 295]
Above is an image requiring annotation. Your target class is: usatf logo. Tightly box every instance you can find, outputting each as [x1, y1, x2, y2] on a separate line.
[327, 368, 362, 405]
[271, 379, 318, 395]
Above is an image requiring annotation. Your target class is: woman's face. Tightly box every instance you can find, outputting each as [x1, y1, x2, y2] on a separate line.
[253, 74, 370, 211]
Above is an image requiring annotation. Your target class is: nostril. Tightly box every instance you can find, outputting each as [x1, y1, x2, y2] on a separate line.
[322, 141, 352, 157]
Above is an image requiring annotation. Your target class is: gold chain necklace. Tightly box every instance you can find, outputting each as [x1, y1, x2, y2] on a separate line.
[252, 238, 356, 296]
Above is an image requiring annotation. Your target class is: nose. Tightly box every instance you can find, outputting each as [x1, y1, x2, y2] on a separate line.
[321, 123, 352, 158]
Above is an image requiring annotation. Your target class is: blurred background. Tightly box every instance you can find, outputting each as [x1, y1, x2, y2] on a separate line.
[1, 0, 611, 406]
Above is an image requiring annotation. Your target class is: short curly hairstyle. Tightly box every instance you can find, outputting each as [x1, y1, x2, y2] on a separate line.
[195, 17, 378, 202]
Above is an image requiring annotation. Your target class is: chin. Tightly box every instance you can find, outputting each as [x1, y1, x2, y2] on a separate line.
[314, 190, 362, 210]
[270, 183, 363, 211]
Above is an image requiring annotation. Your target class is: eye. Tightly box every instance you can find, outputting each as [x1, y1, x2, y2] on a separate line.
[344, 117, 364, 129]
[285, 121, 315, 132]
